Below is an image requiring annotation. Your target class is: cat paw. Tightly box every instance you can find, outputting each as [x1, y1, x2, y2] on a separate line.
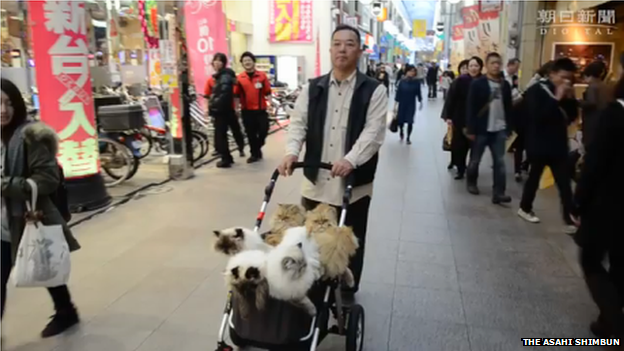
[343, 269, 355, 288]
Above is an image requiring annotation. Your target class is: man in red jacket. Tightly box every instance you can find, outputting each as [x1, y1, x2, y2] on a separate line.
[235, 52, 272, 163]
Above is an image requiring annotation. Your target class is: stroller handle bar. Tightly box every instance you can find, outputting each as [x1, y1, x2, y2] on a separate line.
[253, 162, 354, 231]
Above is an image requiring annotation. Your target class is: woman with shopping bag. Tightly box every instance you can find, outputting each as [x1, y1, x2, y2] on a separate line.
[1, 78, 80, 338]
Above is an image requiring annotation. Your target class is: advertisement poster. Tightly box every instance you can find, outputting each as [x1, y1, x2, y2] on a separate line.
[29, 0, 99, 179]
[450, 24, 465, 74]
[462, 5, 480, 58]
[269, 0, 313, 43]
[148, 49, 161, 88]
[412, 19, 427, 38]
[184, 0, 228, 106]
[478, 8, 500, 56]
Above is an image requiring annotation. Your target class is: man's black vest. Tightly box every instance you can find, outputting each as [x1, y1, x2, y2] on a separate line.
[304, 71, 380, 187]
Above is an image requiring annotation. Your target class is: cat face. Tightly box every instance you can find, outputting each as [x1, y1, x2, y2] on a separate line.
[280, 243, 308, 279]
[213, 227, 245, 255]
[305, 203, 337, 234]
[271, 204, 306, 229]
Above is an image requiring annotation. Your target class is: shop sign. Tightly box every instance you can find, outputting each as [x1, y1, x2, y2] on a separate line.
[537, 9, 617, 36]
[184, 0, 228, 109]
[479, 0, 503, 13]
[159, 39, 178, 89]
[269, 0, 313, 42]
[29, 0, 99, 179]
[169, 87, 183, 139]
[413, 19, 427, 38]
[148, 49, 161, 88]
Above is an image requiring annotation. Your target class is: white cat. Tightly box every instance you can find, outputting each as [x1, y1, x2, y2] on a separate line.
[213, 227, 272, 256]
[266, 226, 321, 316]
[224, 250, 269, 319]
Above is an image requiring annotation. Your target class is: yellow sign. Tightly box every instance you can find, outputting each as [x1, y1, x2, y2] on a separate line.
[413, 19, 427, 38]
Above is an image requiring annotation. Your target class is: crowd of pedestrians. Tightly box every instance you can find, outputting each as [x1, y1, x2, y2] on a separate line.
[440, 51, 624, 340]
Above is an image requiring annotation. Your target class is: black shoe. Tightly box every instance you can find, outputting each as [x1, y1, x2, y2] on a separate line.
[239, 149, 245, 158]
[399, 132, 404, 141]
[247, 156, 260, 164]
[41, 307, 79, 338]
[515, 173, 523, 182]
[217, 160, 233, 168]
[467, 184, 480, 195]
[454, 172, 465, 180]
[447, 163, 454, 170]
[492, 194, 512, 204]
[406, 139, 412, 145]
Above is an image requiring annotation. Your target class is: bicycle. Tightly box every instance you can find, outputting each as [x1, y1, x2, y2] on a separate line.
[98, 136, 134, 187]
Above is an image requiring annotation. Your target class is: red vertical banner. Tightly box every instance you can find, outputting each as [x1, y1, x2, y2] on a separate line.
[461, 5, 480, 58]
[184, 0, 228, 108]
[29, 0, 99, 179]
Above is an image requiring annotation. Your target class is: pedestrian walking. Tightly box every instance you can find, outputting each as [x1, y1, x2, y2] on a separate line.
[1, 78, 81, 338]
[426, 62, 439, 98]
[579, 60, 610, 150]
[393, 64, 423, 144]
[277, 24, 388, 299]
[572, 53, 624, 340]
[235, 52, 272, 163]
[441, 59, 472, 178]
[465, 53, 513, 204]
[503, 58, 527, 182]
[204, 53, 246, 168]
[517, 58, 579, 234]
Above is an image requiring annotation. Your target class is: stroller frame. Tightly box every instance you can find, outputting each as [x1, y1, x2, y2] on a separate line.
[215, 162, 365, 351]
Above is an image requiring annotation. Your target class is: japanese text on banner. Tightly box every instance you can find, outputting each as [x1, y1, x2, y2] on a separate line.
[270, 0, 313, 43]
[30, 0, 99, 179]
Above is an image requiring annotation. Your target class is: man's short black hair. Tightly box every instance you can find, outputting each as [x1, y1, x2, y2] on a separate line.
[551, 57, 578, 73]
[507, 58, 521, 66]
[582, 61, 606, 79]
[332, 24, 361, 46]
[240, 51, 256, 63]
[486, 52, 502, 62]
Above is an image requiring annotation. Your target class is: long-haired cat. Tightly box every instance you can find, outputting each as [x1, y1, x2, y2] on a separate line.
[213, 227, 272, 256]
[225, 250, 269, 320]
[314, 226, 358, 287]
[305, 203, 338, 236]
[265, 204, 306, 246]
[266, 226, 320, 316]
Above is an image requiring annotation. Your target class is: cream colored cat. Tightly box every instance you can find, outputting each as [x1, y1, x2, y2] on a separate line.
[264, 204, 306, 246]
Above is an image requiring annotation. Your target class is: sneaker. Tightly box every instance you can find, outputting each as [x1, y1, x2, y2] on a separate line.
[41, 307, 79, 338]
[517, 209, 540, 223]
[563, 225, 578, 235]
[467, 184, 480, 195]
[492, 195, 512, 204]
[515, 173, 523, 182]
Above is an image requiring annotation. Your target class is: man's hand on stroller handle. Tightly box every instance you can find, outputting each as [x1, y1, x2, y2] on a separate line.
[331, 159, 354, 178]
[278, 155, 299, 176]
[277, 157, 353, 178]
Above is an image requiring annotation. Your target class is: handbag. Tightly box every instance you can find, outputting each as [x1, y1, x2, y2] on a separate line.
[389, 117, 398, 133]
[442, 125, 452, 151]
[13, 179, 71, 288]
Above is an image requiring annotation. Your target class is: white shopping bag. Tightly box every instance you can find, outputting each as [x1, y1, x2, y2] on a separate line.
[13, 179, 70, 288]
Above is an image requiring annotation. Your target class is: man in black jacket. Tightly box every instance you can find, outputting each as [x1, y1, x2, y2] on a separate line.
[517, 58, 578, 234]
[426, 62, 439, 98]
[465, 52, 513, 204]
[277, 24, 388, 298]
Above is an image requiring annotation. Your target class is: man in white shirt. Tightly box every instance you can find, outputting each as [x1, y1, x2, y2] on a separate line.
[277, 24, 388, 297]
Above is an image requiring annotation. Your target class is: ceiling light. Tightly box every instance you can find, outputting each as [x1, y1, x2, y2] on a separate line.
[448, 0, 461, 4]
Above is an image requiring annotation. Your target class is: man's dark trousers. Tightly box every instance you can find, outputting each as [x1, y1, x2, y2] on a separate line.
[301, 196, 371, 293]
[428, 81, 437, 98]
[213, 110, 245, 162]
[467, 131, 507, 196]
[520, 156, 574, 224]
[241, 110, 269, 158]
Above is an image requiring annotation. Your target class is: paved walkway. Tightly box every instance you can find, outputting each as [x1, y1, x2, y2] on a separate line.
[2, 99, 602, 351]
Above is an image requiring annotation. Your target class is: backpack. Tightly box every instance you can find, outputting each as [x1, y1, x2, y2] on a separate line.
[52, 164, 72, 222]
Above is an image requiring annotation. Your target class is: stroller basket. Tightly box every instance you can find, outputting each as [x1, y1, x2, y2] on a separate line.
[216, 163, 364, 351]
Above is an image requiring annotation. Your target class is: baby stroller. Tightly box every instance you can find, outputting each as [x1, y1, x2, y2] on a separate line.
[215, 162, 365, 351]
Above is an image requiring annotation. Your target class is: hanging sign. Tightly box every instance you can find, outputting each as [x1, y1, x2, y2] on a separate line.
[413, 19, 427, 38]
[184, 0, 228, 109]
[269, 0, 313, 42]
[29, 0, 99, 179]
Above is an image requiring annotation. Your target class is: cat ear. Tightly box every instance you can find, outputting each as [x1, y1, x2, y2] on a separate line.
[213, 230, 221, 237]
[231, 266, 240, 279]
[234, 228, 244, 238]
[260, 230, 272, 240]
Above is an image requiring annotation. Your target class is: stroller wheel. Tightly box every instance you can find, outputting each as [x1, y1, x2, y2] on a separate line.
[345, 304, 364, 351]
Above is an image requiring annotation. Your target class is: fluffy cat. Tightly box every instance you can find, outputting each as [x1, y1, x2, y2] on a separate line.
[265, 204, 306, 246]
[224, 250, 269, 320]
[266, 226, 321, 316]
[305, 203, 338, 236]
[313, 226, 358, 287]
[213, 227, 272, 256]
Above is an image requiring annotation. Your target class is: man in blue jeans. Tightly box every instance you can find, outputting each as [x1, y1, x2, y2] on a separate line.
[465, 52, 513, 204]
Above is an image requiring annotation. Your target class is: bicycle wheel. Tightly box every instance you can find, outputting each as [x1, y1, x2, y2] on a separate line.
[99, 137, 133, 187]
[192, 130, 209, 159]
[136, 130, 153, 159]
[191, 132, 204, 163]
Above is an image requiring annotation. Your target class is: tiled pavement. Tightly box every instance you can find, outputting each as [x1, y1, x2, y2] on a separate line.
[2, 99, 604, 351]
